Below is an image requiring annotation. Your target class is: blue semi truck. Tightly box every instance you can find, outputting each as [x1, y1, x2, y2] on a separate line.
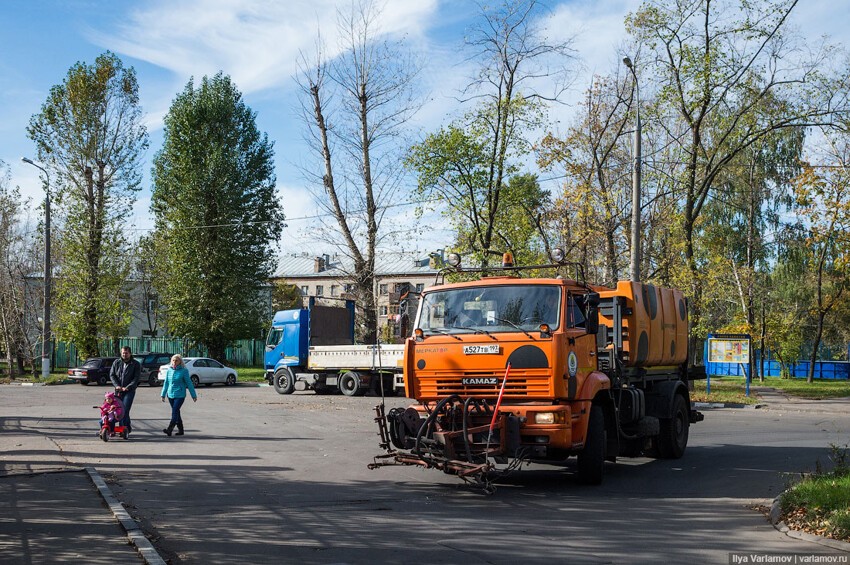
[265, 298, 405, 396]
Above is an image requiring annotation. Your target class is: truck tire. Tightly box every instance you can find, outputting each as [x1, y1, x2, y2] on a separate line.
[657, 394, 689, 459]
[273, 367, 295, 395]
[577, 405, 605, 485]
[148, 374, 158, 387]
[339, 371, 364, 397]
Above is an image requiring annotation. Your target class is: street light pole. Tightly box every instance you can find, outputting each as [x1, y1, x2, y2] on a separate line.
[21, 157, 51, 380]
[623, 56, 642, 282]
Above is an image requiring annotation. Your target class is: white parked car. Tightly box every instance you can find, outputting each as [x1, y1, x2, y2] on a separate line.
[157, 357, 238, 387]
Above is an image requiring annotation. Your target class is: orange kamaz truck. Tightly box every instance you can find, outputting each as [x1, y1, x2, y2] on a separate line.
[371, 251, 704, 488]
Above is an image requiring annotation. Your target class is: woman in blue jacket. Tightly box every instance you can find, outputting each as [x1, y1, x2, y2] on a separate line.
[160, 354, 197, 436]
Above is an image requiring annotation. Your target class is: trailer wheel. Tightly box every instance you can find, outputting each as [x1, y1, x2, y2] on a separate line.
[273, 367, 295, 395]
[577, 405, 606, 485]
[339, 371, 364, 397]
[657, 394, 689, 459]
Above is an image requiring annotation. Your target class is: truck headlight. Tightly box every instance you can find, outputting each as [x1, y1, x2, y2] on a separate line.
[534, 412, 564, 424]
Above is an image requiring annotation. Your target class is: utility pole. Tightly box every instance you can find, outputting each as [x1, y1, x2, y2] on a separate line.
[623, 56, 642, 282]
[21, 157, 51, 380]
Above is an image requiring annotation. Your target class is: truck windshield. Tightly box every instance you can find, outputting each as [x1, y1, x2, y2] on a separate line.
[417, 285, 561, 334]
[266, 328, 283, 347]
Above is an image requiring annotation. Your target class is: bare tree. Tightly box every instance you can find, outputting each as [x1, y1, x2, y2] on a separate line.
[0, 163, 41, 376]
[295, 0, 421, 343]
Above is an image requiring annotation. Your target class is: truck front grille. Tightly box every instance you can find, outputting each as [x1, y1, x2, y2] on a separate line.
[415, 368, 552, 398]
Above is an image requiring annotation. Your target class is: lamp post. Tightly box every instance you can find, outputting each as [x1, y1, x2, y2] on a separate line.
[623, 56, 642, 282]
[21, 157, 51, 380]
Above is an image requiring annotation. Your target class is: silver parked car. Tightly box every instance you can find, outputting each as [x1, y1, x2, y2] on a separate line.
[157, 357, 238, 387]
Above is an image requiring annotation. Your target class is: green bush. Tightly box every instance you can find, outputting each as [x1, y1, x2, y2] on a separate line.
[781, 444, 850, 541]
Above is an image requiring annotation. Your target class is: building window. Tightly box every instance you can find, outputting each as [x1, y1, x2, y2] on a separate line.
[330, 285, 338, 297]
[379, 283, 388, 295]
[379, 305, 388, 316]
[316, 285, 324, 296]
[301, 286, 308, 296]
[344, 283, 355, 293]
[415, 283, 424, 293]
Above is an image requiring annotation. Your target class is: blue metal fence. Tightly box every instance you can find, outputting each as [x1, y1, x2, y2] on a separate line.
[707, 357, 850, 380]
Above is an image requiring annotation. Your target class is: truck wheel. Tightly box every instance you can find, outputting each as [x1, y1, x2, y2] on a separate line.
[657, 394, 689, 459]
[339, 371, 364, 397]
[577, 405, 605, 485]
[148, 374, 158, 387]
[273, 367, 295, 395]
[97, 375, 109, 386]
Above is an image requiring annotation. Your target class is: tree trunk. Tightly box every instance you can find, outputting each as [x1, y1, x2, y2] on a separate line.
[808, 312, 825, 384]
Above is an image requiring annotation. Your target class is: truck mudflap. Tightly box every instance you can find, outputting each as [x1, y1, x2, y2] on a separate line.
[369, 395, 523, 493]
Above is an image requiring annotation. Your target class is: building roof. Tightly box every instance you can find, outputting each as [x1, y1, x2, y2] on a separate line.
[273, 251, 441, 279]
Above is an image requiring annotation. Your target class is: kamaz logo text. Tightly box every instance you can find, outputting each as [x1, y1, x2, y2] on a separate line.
[462, 378, 499, 386]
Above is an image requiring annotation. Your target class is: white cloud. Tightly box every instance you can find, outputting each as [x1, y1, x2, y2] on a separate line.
[93, 0, 439, 97]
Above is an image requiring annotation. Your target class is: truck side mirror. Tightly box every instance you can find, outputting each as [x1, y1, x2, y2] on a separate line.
[584, 292, 600, 335]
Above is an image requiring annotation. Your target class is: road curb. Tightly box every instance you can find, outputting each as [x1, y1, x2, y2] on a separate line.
[85, 467, 167, 565]
[769, 494, 850, 552]
[693, 401, 763, 409]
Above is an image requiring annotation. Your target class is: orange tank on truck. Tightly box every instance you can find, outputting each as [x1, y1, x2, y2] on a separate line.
[370, 251, 705, 490]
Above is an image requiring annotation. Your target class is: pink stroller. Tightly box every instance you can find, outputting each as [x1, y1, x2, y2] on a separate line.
[98, 391, 127, 441]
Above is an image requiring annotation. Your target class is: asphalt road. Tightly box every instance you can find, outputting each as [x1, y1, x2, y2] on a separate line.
[1, 383, 849, 564]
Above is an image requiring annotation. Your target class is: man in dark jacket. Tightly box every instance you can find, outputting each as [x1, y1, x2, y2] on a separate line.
[110, 346, 141, 434]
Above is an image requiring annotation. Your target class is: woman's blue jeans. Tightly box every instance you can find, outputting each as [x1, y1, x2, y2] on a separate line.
[168, 397, 185, 425]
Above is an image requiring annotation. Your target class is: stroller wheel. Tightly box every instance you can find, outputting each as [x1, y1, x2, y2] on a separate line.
[99, 428, 109, 442]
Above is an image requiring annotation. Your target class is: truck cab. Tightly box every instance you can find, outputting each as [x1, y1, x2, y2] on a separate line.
[265, 298, 404, 396]
[371, 251, 703, 487]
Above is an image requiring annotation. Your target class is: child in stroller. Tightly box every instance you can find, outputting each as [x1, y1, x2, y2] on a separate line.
[98, 391, 127, 441]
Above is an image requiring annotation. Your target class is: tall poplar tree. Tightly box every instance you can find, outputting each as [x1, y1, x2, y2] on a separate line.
[27, 52, 148, 357]
[151, 73, 284, 361]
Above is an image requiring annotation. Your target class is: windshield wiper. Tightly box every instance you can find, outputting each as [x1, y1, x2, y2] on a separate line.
[451, 325, 497, 340]
[492, 317, 535, 339]
[425, 328, 462, 341]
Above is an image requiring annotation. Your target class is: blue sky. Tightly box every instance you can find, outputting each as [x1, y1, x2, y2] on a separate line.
[1, 0, 845, 256]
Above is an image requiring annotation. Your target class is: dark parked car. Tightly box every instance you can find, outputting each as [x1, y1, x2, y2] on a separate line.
[134, 352, 174, 386]
[68, 357, 118, 386]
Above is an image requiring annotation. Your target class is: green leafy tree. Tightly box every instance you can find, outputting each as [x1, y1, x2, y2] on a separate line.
[538, 74, 633, 286]
[792, 142, 850, 382]
[410, 0, 574, 269]
[626, 0, 850, 348]
[27, 52, 148, 357]
[409, 104, 550, 267]
[151, 73, 284, 361]
[272, 282, 303, 312]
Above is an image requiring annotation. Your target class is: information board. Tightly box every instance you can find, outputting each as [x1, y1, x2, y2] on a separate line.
[707, 338, 750, 363]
